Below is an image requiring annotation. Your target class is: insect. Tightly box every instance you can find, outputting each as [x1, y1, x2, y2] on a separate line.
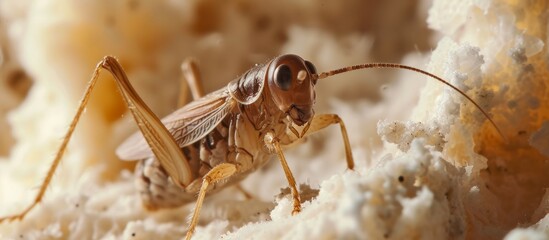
[0, 54, 502, 239]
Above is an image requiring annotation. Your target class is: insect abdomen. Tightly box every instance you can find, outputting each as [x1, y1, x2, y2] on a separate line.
[136, 157, 196, 210]
[135, 117, 237, 209]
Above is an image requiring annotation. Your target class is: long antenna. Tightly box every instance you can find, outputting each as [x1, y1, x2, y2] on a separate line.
[313, 63, 505, 139]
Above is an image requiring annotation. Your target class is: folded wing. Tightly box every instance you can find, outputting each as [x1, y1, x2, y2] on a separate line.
[116, 89, 235, 161]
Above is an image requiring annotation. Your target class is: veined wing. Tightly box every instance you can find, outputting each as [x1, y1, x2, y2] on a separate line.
[116, 89, 235, 160]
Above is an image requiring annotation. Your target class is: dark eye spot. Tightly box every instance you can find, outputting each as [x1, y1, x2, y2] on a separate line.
[305, 61, 317, 84]
[275, 64, 292, 90]
[305, 61, 317, 74]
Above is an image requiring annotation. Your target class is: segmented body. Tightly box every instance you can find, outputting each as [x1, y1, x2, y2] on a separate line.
[135, 63, 293, 209]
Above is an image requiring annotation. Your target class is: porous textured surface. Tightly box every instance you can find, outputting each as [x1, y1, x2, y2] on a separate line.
[0, 0, 547, 240]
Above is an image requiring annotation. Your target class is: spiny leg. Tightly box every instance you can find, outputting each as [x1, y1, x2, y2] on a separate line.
[185, 163, 236, 240]
[265, 132, 301, 215]
[0, 56, 193, 223]
[286, 114, 354, 170]
[262, 114, 354, 216]
[97, 57, 194, 186]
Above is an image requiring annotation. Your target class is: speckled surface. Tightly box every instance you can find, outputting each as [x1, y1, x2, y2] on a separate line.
[0, 0, 547, 239]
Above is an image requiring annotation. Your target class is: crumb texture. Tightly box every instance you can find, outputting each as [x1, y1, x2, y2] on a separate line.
[0, 0, 547, 240]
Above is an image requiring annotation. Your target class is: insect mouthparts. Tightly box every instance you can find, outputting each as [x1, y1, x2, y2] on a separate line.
[288, 105, 313, 126]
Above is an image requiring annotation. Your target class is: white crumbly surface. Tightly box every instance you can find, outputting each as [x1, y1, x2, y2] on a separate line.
[0, 0, 548, 240]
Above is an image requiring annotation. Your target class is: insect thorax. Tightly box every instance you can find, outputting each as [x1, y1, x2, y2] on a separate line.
[137, 61, 292, 209]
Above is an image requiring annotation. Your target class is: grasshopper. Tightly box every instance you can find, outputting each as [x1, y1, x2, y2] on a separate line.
[0, 54, 501, 239]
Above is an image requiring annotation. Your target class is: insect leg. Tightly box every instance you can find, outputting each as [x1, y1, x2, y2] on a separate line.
[100, 56, 193, 186]
[185, 163, 237, 240]
[284, 114, 354, 170]
[265, 132, 302, 215]
[0, 56, 193, 223]
[178, 58, 205, 107]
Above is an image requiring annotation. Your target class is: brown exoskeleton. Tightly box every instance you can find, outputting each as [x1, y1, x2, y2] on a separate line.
[0, 54, 502, 239]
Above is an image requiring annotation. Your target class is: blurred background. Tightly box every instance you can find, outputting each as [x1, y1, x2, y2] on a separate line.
[0, 0, 434, 158]
[4, 1, 547, 239]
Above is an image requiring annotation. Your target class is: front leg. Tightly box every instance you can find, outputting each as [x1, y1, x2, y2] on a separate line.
[264, 132, 302, 215]
[283, 114, 354, 170]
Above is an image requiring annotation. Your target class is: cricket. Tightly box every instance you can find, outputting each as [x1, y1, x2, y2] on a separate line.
[0, 54, 502, 239]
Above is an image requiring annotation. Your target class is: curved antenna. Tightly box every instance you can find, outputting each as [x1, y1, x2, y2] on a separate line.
[313, 63, 505, 140]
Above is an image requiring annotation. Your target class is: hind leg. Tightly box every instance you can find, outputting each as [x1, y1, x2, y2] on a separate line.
[0, 56, 193, 223]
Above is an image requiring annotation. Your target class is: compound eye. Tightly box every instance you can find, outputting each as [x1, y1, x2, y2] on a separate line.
[274, 64, 292, 91]
[305, 61, 317, 74]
